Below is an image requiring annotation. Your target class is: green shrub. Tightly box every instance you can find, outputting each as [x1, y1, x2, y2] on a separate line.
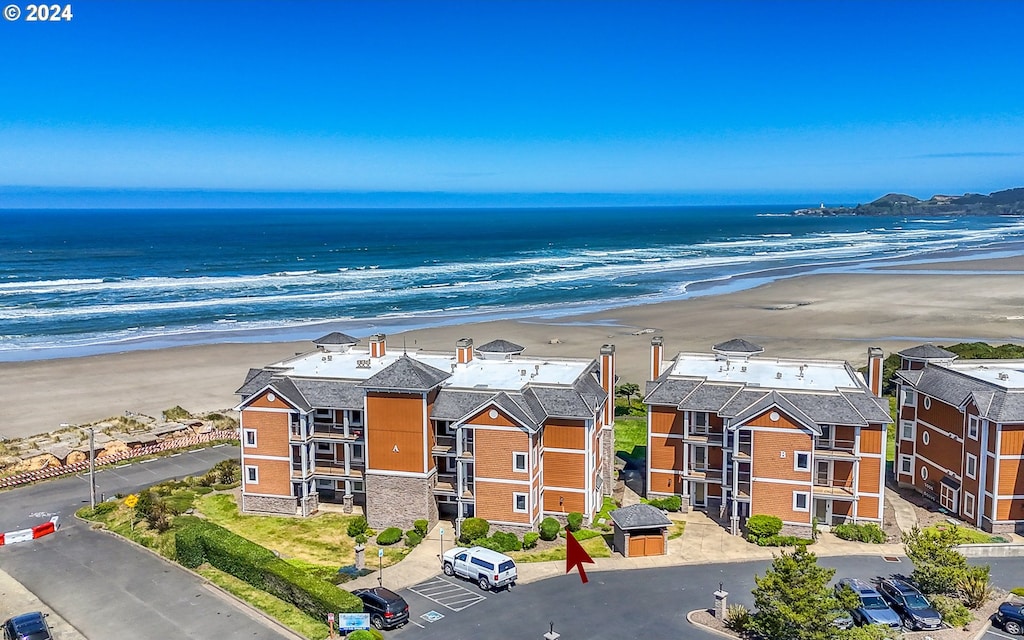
[354, 534, 367, 545]
[522, 532, 540, 549]
[376, 527, 403, 546]
[645, 495, 682, 512]
[932, 595, 972, 627]
[959, 566, 993, 609]
[212, 482, 240, 491]
[755, 535, 815, 547]
[414, 519, 429, 536]
[173, 516, 207, 568]
[539, 517, 560, 541]
[746, 514, 783, 542]
[474, 531, 520, 553]
[1012, 586, 1024, 597]
[724, 603, 751, 632]
[405, 530, 422, 547]
[93, 501, 117, 515]
[459, 517, 490, 544]
[134, 489, 157, 518]
[194, 485, 214, 495]
[566, 512, 584, 532]
[833, 522, 886, 544]
[347, 516, 368, 538]
[163, 405, 192, 421]
[346, 631, 383, 640]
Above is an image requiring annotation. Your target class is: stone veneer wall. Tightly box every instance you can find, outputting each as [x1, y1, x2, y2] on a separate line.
[364, 472, 438, 530]
[299, 494, 319, 517]
[601, 425, 615, 496]
[242, 493, 296, 515]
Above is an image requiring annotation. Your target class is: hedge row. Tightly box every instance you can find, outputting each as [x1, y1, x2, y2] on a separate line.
[832, 522, 886, 544]
[175, 517, 362, 617]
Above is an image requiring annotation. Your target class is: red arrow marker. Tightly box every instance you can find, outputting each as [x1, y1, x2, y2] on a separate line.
[565, 531, 595, 583]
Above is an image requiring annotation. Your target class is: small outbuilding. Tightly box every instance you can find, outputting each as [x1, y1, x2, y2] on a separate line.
[610, 503, 672, 557]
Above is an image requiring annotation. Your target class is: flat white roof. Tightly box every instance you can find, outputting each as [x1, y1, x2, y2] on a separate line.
[664, 352, 863, 392]
[268, 348, 591, 391]
[949, 361, 1024, 389]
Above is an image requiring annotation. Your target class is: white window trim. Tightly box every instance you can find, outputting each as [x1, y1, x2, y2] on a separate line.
[512, 492, 528, 513]
[920, 466, 928, 480]
[900, 420, 915, 441]
[967, 415, 979, 441]
[899, 455, 913, 475]
[794, 451, 811, 472]
[922, 431, 931, 446]
[245, 465, 259, 484]
[902, 388, 916, 406]
[923, 396, 932, 410]
[512, 451, 528, 473]
[793, 491, 810, 512]
[243, 429, 257, 448]
[963, 491, 976, 518]
[966, 453, 978, 480]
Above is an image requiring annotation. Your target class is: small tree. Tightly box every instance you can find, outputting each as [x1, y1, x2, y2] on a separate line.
[616, 382, 640, 411]
[751, 546, 846, 640]
[539, 517, 560, 541]
[459, 517, 490, 544]
[566, 512, 584, 532]
[902, 525, 989, 597]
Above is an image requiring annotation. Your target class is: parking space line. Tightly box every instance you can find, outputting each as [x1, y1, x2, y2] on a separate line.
[986, 628, 1014, 640]
[408, 576, 487, 612]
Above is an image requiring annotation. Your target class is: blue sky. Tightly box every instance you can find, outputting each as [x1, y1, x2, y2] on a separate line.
[1, 0, 1023, 206]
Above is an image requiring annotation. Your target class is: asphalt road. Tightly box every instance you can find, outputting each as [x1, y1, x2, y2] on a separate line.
[393, 554, 1024, 640]
[0, 445, 291, 640]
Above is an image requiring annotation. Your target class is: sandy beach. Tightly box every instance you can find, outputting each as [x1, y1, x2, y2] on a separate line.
[3, 255, 1024, 440]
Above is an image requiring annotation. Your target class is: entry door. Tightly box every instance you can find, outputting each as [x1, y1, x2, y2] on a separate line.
[815, 460, 831, 486]
[939, 483, 959, 512]
[814, 498, 830, 524]
[693, 482, 706, 508]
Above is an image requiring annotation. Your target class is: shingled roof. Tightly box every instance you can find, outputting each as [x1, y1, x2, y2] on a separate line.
[610, 504, 672, 530]
[291, 378, 363, 410]
[898, 344, 957, 360]
[476, 339, 525, 354]
[236, 368, 276, 396]
[360, 355, 450, 391]
[896, 364, 1024, 422]
[313, 332, 360, 346]
[713, 338, 765, 355]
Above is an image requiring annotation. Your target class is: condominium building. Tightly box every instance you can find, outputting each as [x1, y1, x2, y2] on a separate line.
[644, 338, 891, 535]
[893, 344, 1024, 534]
[235, 333, 616, 532]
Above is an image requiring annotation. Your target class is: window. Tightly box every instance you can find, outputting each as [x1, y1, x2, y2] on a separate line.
[793, 491, 809, 512]
[513, 492, 528, 513]
[348, 410, 363, 426]
[900, 421, 915, 441]
[314, 408, 332, 420]
[352, 443, 364, 461]
[939, 482, 958, 512]
[923, 396, 932, 410]
[316, 442, 332, 452]
[692, 412, 709, 433]
[794, 451, 811, 472]
[920, 466, 928, 480]
[902, 388, 916, 406]
[922, 431, 930, 446]
[899, 455, 913, 475]
[243, 429, 257, 448]
[966, 453, 977, 479]
[351, 480, 365, 493]
[968, 415, 979, 441]
[513, 452, 528, 473]
[245, 465, 259, 484]
[963, 492, 976, 518]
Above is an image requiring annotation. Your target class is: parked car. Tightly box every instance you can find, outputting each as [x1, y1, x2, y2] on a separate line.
[835, 578, 902, 628]
[994, 601, 1024, 635]
[2, 612, 53, 640]
[352, 587, 410, 630]
[830, 608, 854, 631]
[877, 577, 943, 630]
[442, 546, 518, 591]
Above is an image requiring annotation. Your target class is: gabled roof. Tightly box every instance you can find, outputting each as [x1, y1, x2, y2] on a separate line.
[291, 378, 363, 410]
[678, 383, 744, 413]
[313, 331, 359, 345]
[523, 387, 594, 419]
[360, 355, 450, 391]
[462, 391, 539, 430]
[719, 389, 773, 417]
[236, 368, 276, 396]
[431, 390, 494, 421]
[713, 338, 764, 354]
[265, 377, 312, 412]
[839, 391, 893, 424]
[476, 339, 525, 354]
[894, 369, 924, 386]
[610, 503, 672, 530]
[783, 392, 868, 426]
[727, 390, 821, 434]
[644, 379, 702, 406]
[897, 344, 956, 360]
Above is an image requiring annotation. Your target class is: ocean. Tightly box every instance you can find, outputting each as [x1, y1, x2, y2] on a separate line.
[2, 206, 1024, 361]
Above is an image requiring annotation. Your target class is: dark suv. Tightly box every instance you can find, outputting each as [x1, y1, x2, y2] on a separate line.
[353, 587, 410, 630]
[2, 612, 53, 640]
[877, 577, 942, 630]
[994, 601, 1024, 635]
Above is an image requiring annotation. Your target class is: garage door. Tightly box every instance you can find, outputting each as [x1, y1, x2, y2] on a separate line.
[628, 534, 664, 556]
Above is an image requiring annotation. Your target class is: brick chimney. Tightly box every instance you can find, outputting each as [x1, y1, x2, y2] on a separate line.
[456, 338, 474, 364]
[651, 336, 664, 380]
[867, 347, 884, 397]
[369, 334, 386, 359]
[600, 345, 616, 426]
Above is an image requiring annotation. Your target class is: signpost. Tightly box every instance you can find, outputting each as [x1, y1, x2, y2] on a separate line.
[378, 547, 384, 587]
[327, 612, 334, 638]
[439, 527, 444, 561]
[124, 494, 139, 531]
[337, 613, 370, 637]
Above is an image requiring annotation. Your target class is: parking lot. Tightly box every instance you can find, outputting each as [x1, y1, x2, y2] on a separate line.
[407, 576, 488, 613]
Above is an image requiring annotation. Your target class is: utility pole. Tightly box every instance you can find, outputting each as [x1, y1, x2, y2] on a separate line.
[88, 427, 96, 510]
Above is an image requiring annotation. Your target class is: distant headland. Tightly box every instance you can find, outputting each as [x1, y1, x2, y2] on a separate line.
[795, 187, 1024, 216]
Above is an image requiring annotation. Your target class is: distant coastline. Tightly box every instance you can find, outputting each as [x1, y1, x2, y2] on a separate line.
[794, 187, 1024, 217]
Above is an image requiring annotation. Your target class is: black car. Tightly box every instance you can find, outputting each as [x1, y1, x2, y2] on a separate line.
[877, 577, 943, 630]
[995, 601, 1024, 635]
[2, 612, 53, 640]
[353, 587, 410, 630]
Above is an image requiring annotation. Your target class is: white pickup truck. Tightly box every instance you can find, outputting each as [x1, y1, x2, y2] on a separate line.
[441, 546, 518, 591]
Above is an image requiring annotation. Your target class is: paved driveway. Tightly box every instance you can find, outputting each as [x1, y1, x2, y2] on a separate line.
[0, 445, 292, 640]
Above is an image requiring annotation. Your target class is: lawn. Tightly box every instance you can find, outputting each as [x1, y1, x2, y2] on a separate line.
[887, 396, 897, 462]
[615, 416, 647, 456]
[510, 532, 613, 562]
[922, 523, 1008, 544]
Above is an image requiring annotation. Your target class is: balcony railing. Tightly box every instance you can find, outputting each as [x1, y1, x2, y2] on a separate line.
[813, 439, 857, 458]
[811, 481, 855, 498]
[310, 425, 362, 441]
[433, 473, 474, 498]
[432, 435, 455, 455]
[311, 461, 363, 478]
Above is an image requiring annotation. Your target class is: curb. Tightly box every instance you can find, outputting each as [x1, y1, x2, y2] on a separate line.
[686, 609, 737, 640]
[0, 516, 60, 546]
[76, 514, 306, 640]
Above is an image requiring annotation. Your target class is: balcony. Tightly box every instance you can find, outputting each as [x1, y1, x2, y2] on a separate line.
[432, 435, 455, 456]
[290, 464, 312, 480]
[733, 442, 752, 460]
[814, 439, 857, 459]
[459, 440, 474, 459]
[681, 466, 723, 481]
[812, 483, 855, 499]
[311, 425, 363, 441]
[682, 430, 724, 444]
[433, 473, 474, 498]
[311, 461, 363, 479]
[289, 425, 307, 442]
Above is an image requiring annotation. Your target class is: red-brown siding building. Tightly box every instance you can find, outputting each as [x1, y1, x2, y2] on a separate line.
[644, 338, 891, 536]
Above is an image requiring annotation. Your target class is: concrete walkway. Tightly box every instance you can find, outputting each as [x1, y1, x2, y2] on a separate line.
[886, 486, 920, 533]
[345, 510, 907, 594]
